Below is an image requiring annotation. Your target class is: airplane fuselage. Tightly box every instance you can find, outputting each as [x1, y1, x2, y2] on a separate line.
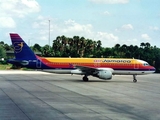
[9, 57, 155, 75]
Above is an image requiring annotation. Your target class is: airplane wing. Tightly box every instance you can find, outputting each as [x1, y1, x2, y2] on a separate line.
[75, 65, 96, 71]
[74, 65, 114, 75]
[74, 65, 97, 74]
[73, 65, 114, 80]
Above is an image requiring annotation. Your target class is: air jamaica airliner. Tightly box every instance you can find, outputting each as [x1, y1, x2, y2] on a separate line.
[7, 33, 155, 82]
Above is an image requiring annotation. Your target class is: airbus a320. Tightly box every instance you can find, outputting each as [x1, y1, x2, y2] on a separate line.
[7, 33, 155, 82]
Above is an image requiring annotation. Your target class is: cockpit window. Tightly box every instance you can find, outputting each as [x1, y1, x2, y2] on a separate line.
[143, 63, 149, 66]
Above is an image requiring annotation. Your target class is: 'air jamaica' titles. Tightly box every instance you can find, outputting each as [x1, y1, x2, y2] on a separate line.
[103, 59, 131, 63]
[94, 59, 131, 63]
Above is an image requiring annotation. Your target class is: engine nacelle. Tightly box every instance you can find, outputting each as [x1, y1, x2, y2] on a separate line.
[97, 70, 112, 80]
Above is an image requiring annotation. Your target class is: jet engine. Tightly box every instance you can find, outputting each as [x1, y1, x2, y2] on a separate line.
[96, 70, 112, 80]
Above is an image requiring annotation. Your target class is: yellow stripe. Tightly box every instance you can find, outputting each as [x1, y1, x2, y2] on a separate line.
[44, 58, 140, 64]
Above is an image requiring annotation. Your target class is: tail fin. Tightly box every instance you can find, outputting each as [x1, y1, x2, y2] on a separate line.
[10, 33, 36, 60]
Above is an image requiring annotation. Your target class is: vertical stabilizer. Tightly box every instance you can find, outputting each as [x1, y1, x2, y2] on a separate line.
[10, 33, 36, 60]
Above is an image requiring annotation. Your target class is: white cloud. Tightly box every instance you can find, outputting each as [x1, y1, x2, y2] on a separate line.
[37, 15, 45, 20]
[33, 21, 48, 29]
[31, 17, 119, 47]
[95, 32, 119, 47]
[141, 34, 151, 40]
[125, 38, 138, 45]
[149, 26, 159, 31]
[0, 0, 40, 18]
[96, 32, 118, 41]
[115, 24, 133, 32]
[62, 21, 119, 47]
[62, 20, 119, 47]
[0, 17, 16, 28]
[32, 16, 61, 44]
[0, 0, 40, 31]
[32, 20, 53, 41]
[62, 19, 93, 35]
[22, 0, 40, 12]
[103, 11, 110, 15]
[121, 24, 133, 30]
[89, 0, 129, 4]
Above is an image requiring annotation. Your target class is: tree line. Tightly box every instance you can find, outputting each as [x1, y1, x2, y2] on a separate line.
[0, 35, 160, 72]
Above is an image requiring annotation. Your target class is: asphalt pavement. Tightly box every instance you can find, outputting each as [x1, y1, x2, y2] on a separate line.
[0, 70, 160, 120]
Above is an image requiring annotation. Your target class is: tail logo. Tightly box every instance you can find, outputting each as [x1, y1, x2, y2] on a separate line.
[13, 42, 24, 53]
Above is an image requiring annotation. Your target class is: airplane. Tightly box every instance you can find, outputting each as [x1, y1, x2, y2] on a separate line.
[7, 33, 155, 83]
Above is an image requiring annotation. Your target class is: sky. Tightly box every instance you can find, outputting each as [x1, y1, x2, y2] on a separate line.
[0, 0, 160, 48]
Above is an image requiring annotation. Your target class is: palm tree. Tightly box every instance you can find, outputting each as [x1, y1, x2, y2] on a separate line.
[97, 40, 102, 49]
[73, 36, 81, 54]
[133, 45, 139, 58]
[42, 45, 53, 57]
[145, 42, 151, 48]
[103, 47, 112, 57]
[79, 37, 87, 57]
[61, 35, 68, 56]
[61, 35, 66, 45]
[115, 44, 120, 49]
[114, 44, 121, 57]
[0, 41, 4, 46]
[0, 44, 6, 59]
[33, 43, 42, 52]
[120, 44, 127, 57]
[127, 45, 134, 58]
[140, 42, 145, 48]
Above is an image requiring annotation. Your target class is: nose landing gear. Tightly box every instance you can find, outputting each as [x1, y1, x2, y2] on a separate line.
[133, 75, 137, 83]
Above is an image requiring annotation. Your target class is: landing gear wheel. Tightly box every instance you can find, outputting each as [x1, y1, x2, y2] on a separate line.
[133, 79, 137, 83]
[83, 76, 88, 81]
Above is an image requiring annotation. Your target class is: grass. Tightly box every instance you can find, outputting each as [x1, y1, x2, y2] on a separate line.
[0, 64, 12, 70]
[0, 64, 32, 70]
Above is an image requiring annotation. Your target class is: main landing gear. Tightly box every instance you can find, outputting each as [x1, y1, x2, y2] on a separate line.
[133, 75, 137, 83]
[83, 75, 89, 81]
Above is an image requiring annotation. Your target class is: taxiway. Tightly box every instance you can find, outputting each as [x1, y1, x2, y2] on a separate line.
[0, 70, 160, 120]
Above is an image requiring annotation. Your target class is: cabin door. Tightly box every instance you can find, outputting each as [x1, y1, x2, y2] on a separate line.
[94, 59, 101, 67]
[134, 61, 139, 69]
[36, 59, 41, 68]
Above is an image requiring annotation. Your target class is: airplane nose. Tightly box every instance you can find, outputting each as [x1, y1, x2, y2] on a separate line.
[151, 66, 156, 72]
